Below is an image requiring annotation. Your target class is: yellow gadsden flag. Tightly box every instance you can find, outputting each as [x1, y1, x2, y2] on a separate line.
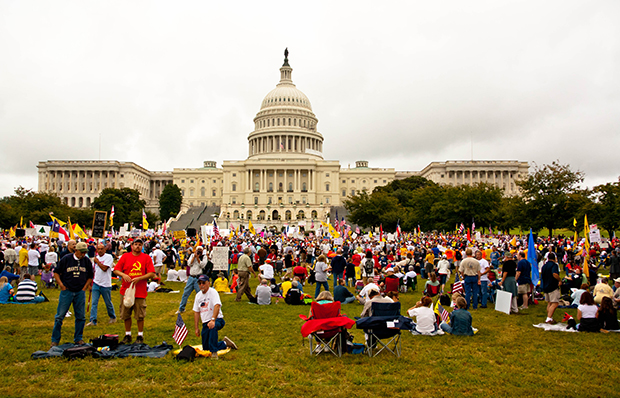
[142, 209, 149, 230]
[67, 217, 76, 240]
[320, 221, 340, 238]
[583, 215, 590, 278]
[248, 220, 256, 235]
[73, 223, 89, 239]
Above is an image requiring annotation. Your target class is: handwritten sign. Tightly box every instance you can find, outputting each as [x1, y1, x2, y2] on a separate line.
[91, 211, 107, 239]
[211, 246, 229, 271]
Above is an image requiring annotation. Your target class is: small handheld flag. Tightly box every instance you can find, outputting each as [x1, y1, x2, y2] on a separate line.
[173, 313, 188, 346]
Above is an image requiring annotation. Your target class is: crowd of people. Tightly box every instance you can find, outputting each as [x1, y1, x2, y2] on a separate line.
[1, 227, 619, 356]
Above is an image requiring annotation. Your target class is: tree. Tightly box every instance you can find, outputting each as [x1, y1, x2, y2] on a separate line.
[344, 191, 403, 229]
[91, 188, 146, 227]
[591, 179, 620, 235]
[159, 184, 183, 221]
[517, 161, 585, 236]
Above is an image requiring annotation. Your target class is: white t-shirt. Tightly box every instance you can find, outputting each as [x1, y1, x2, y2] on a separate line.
[359, 283, 380, 300]
[39, 242, 49, 253]
[151, 249, 165, 266]
[147, 281, 159, 292]
[479, 259, 490, 282]
[193, 287, 223, 323]
[408, 306, 436, 333]
[578, 304, 598, 319]
[93, 253, 114, 287]
[259, 264, 274, 280]
[28, 249, 40, 266]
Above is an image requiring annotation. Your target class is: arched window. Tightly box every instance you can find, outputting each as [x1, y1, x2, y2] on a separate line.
[247, 211, 252, 220]
[311, 210, 318, 219]
[233, 210, 239, 219]
[297, 210, 305, 219]
[278, 182, 283, 192]
[285, 210, 292, 220]
[259, 210, 266, 220]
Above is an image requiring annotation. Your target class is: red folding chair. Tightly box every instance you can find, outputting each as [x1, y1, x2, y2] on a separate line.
[299, 301, 355, 357]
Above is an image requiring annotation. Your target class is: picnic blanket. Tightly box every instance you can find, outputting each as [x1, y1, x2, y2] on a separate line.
[32, 342, 173, 359]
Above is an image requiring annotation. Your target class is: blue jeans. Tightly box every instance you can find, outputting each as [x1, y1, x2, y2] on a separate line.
[440, 321, 453, 334]
[52, 290, 86, 344]
[90, 284, 116, 323]
[315, 281, 329, 298]
[179, 276, 200, 312]
[341, 296, 356, 304]
[201, 318, 227, 353]
[479, 281, 489, 307]
[333, 272, 343, 288]
[463, 275, 479, 310]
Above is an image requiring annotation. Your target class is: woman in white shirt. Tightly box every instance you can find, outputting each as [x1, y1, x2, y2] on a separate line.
[408, 296, 438, 334]
[577, 290, 600, 332]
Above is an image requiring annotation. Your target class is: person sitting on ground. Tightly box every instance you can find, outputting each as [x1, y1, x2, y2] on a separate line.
[408, 296, 438, 334]
[284, 281, 305, 305]
[213, 273, 229, 293]
[292, 276, 304, 294]
[15, 274, 46, 303]
[451, 292, 464, 308]
[280, 276, 292, 298]
[577, 290, 600, 332]
[597, 296, 619, 332]
[0, 276, 14, 304]
[334, 278, 355, 304]
[563, 283, 590, 309]
[386, 291, 400, 302]
[258, 259, 274, 282]
[255, 279, 272, 305]
[270, 278, 282, 304]
[359, 289, 393, 317]
[356, 279, 380, 305]
[167, 268, 180, 282]
[424, 272, 441, 297]
[593, 277, 614, 305]
[440, 297, 474, 336]
[315, 290, 334, 305]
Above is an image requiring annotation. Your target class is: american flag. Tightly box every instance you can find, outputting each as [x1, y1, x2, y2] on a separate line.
[436, 303, 450, 323]
[472, 220, 476, 232]
[213, 219, 221, 240]
[452, 280, 464, 294]
[458, 223, 465, 234]
[355, 227, 360, 235]
[173, 313, 188, 346]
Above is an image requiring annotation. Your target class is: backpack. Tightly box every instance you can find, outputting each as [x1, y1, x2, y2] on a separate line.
[363, 259, 374, 276]
[62, 345, 96, 360]
[90, 334, 119, 349]
[176, 345, 197, 362]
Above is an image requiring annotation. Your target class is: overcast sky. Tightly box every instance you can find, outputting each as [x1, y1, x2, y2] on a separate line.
[1, 0, 619, 198]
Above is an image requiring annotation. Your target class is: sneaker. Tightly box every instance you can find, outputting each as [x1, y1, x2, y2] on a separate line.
[85, 322, 96, 327]
[50, 342, 58, 348]
[211, 352, 218, 360]
[135, 336, 144, 344]
[121, 335, 132, 345]
[75, 340, 85, 345]
[108, 318, 117, 324]
[223, 336, 238, 350]
[175, 310, 184, 315]
[545, 319, 557, 325]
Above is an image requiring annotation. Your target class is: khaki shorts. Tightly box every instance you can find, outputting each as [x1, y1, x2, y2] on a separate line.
[517, 284, 531, 294]
[119, 297, 147, 321]
[154, 265, 163, 274]
[544, 289, 560, 303]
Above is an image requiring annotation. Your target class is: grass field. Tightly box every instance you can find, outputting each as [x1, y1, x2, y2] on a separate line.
[1, 274, 618, 398]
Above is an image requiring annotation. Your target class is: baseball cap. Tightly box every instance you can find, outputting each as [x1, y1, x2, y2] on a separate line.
[198, 275, 210, 283]
[76, 242, 88, 253]
[133, 238, 144, 244]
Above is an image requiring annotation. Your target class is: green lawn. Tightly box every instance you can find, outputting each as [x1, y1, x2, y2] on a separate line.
[1, 275, 618, 398]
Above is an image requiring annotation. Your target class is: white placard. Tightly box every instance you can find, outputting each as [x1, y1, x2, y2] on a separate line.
[333, 238, 343, 246]
[351, 233, 358, 239]
[495, 290, 512, 315]
[589, 228, 602, 243]
[211, 246, 229, 271]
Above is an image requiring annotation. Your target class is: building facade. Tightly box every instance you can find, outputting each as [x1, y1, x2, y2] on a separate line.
[37, 53, 528, 223]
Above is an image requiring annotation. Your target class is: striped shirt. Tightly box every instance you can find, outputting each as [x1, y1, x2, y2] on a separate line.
[15, 279, 37, 302]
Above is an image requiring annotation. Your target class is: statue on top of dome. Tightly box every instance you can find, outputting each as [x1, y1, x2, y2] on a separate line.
[283, 47, 289, 66]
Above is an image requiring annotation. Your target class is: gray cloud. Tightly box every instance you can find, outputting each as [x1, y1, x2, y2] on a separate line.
[1, 0, 619, 197]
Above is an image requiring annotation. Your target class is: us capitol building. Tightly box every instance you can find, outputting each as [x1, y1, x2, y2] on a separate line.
[37, 51, 529, 227]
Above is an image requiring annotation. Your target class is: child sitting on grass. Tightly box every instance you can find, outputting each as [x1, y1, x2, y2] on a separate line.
[213, 273, 229, 293]
[440, 297, 474, 336]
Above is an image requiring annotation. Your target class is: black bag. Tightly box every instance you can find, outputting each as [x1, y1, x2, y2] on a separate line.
[62, 345, 96, 360]
[176, 345, 197, 362]
[90, 334, 119, 349]
[363, 259, 374, 276]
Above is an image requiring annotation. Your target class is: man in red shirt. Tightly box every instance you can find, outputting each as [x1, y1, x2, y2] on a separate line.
[113, 238, 156, 344]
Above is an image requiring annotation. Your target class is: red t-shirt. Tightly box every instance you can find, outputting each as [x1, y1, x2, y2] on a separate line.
[114, 252, 155, 299]
[352, 254, 362, 267]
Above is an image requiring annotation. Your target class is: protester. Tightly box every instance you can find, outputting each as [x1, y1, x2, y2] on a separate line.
[0, 276, 14, 303]
[177, 246, 210, 314]
[577, 291, 599, 332]
[334, 278, 355, 304]
[515, 251, 532, 310]
[113, 238, 156, 345]
[541, 252, 561, 324]
[498, 252, 518, 314]
[235, 247, 256, 303]
[87, 243, 116, 326]
[15, 274, 45, 303]
[597, 296, 619, 331]
[255, 279, 272, 305]
[440, 297, 474, 336]
[314, 254, 330, 298]
[408, 296, 438, 334]
[193, 275, 237, 359]
[459, 248, 481, 310]
[51, 242, 93, 347]
[593, 277, 614, 305]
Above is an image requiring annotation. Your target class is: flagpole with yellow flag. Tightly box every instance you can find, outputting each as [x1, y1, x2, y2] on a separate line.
[248, 220, 256, 235]
[142, 209, 149, 230]
[583, 215, 590, 279]
[67, 217, 76, 240]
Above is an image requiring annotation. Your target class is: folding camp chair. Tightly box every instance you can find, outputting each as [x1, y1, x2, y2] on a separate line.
[299, 301, 355, 357]
[358, 302, 403, 357]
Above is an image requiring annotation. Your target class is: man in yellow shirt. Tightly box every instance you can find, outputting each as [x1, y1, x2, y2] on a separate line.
[18, 242, 29, 280]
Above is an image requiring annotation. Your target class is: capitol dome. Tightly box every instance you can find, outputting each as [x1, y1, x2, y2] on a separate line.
[248, 50, 323, 160]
